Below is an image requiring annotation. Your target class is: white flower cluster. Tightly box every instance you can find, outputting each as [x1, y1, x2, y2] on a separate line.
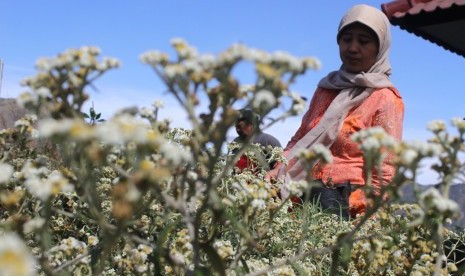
[351, 126, 398, 152]
[0, 233, 37, 276]
[35, 46, 119, 72]
[252, 89, 276, 110]
[38, 114, 160, 145]
[87, 235, 99, 246]
[16, 87, 53, 109]
[396, 140, 442, 166]
[217, 43, 321, 73]
[38, 118, 88, 140]
[164, 64, 186, 79]
[158, 142, 192, 167]
[272, 51, 304, 73]
[0, 162, 14, 184]
[285, 180, 309, 197]
[95, 114, 156, 145]
[418, 188, 461, 220]
[152, 99, 164, 109]
[288, 91, 307, 114]
[18, 46, 119, 111]
[230, 175, 272, 211]
[213, 240, 235, 260]
[451, 117, 465, 131]
[139, 107, 155, 119]
[295, 144, 333, 164]
[126, 244, 153, 273]
[23, 217, 45, 234]
[142, 38, 320, 86]
[170, 38, 198, 59]
[20, 161, 74, 201]
[15, 114, 39, 138]
[55, 237, 87, 256]
[14, 114, 37, 129]
[427, 120, 447, 133]
[169, 229, 193, 266]
[139, 50, 169, 65]
[45, 237, 90, 269]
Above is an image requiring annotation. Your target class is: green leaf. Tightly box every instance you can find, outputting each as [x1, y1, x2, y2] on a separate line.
[194, 267, 212, 276]
[340, 241, 353, 264]
[90, 107, 96, 118]
[95, 113, 101, 120]
[82, 112, 90, 119]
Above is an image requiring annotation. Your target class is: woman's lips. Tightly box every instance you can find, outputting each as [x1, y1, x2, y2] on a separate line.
[346, 57, 359, 63]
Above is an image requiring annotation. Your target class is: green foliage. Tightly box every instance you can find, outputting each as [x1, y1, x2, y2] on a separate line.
[82, 102, 105, 125]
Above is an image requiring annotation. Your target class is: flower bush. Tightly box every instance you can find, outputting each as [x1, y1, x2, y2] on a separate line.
[1, 40, 464, 275]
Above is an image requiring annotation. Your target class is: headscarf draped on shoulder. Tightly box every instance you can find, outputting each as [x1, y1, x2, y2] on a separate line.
[286, 4, 394, 181]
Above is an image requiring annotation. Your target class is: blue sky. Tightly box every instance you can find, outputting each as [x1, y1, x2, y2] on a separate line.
[2, 1, 464, 184]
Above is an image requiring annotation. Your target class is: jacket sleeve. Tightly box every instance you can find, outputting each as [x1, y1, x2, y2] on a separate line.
[371, 88, 404, 187]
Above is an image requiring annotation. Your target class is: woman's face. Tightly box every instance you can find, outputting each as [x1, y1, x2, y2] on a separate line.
[338, 23, 379, 74]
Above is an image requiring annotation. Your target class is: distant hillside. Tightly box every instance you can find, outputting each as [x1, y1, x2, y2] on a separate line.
[400, 183, 465, 230]
[0, 98, 26, 130]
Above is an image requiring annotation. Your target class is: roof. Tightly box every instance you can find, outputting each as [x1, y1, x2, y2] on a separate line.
[381, 0, 465, 58]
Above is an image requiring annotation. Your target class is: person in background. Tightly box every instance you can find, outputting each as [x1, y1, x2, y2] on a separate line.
[267, 4, 404, 218]
[233, 109, 282, 172]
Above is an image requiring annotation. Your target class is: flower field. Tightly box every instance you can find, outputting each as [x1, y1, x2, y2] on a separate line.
[1, 39, 464, 275]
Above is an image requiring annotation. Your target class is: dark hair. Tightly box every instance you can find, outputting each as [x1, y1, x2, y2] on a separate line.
[337, 22, 380, 48]
[237, 109, 260, 127]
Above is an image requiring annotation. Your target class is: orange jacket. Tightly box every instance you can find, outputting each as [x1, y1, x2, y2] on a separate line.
[284, 87, 404, 216]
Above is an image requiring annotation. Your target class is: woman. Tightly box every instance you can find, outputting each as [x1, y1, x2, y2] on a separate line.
[268, 4, 404, 218]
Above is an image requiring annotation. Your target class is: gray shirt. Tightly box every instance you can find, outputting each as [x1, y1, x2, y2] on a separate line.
[233, 131, 282, 170]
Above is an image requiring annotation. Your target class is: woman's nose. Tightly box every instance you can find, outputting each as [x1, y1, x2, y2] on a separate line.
[347, 41, 359, 53]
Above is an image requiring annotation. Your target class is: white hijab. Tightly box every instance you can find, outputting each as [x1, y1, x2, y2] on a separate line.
[286, 4, 394, 181]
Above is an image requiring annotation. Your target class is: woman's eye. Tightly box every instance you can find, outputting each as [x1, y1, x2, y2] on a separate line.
[341, 37, 352, 43]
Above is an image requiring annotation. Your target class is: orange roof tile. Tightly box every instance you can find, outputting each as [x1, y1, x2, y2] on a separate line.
[381, 0, 465, 58]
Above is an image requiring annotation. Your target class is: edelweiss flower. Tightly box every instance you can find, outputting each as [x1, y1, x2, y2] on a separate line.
[244, 48, 271, 64]
[213, 240, 235, 260]
[16, 92, 37, 108]
[0, 163, 14, 184]
[399, 148, 418, 165]
[427, 120, 446, 133]
[0, 233, 37, 276]
[95, 114, 156, 144]
[140, 107, 155, 119]
[409, 140, 442, 156]
[302, 57, 322, 70]
[36, 87, 52, 98]
[296, 144, 333, 164]
[164, 64, 186, 79]
[251, 199, 266, 210]
[87, 236, 99, 246]
[197, 54, 216, 69]
[253, 89, 276, 109]
[286, 180, 309, 197]
[451, 117, 465, 131]
[159, 142, 192, 166]
[139, 50, 169, 65]
[170, 38, 198, 59]
[152, 99, 164, 109]
[23, 217, 45, 234]
[38, 118, 81, 138]
[419, 188, 460, 219]
[23, 167, 74, 201]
